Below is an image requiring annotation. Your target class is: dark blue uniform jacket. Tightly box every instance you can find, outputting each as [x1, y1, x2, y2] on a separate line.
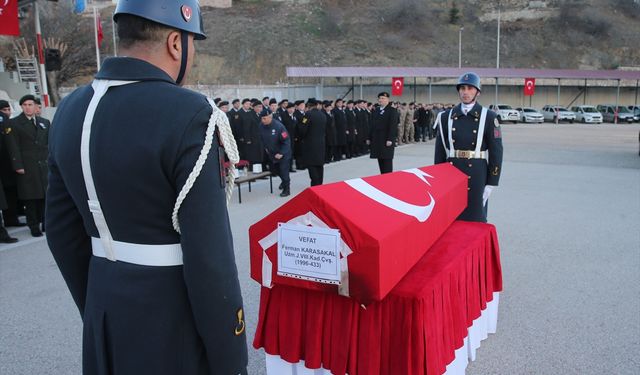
[258, 119, 291, 162]
[46, 57, 247, 375]
[434, 103, 503, 223]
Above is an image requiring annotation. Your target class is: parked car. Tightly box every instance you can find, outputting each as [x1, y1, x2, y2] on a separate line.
[627, 105, 640, 122]
[570, 105, 603, 124]
[596, 105, 636, 123]
[541, 105, 576, 123]
[489, 104, 519, 123]
[515, 107, 544, 123]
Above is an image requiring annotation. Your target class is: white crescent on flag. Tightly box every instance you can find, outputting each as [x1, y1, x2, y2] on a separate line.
[345, 168, 436, 222]
[394, 79, 402, 89]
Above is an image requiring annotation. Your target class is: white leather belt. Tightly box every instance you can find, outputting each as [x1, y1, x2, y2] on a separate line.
[453, 150, 487, 159]
[91, 237, 183, 266]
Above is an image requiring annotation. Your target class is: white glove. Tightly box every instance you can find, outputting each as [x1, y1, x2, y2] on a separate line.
[483, 185, 494, 207]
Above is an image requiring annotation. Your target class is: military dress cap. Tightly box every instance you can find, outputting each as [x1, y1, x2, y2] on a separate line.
[346, 100, 354, 104]
[251, 100, 262, 107]
[278, 99, 288, 105]
[286, 103, 295, 109]
[269, 98, 277, 105]
[241, 98, 251, 104]
[457, 72, 482, 92]
[213, 97, 221, 105]
[19, 95, 36, 105]
[114, 0, 206, 40]
[378, 92, 390, 98]
[218, 101, 229, 107]
[294, 100, 305, 106]
[259, 109, 272, 117]
[306, 98, 317, 105]
[232, 98, 240, 104]
[335, 98, 344, 103]
[262, 96, 270, 101]
[0, 100, 9, 109]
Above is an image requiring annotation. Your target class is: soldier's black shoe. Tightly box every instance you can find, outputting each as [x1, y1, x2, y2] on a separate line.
[290, 168, 297, 173]
[278, 183, 284, 190]
[30, 227, 43, 237]
[4, 221, 26, 227]
[280, 188, 290, 197]
[0, 235, 18, 243]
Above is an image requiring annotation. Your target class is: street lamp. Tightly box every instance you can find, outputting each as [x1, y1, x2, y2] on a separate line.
[458, 26, 464, 68]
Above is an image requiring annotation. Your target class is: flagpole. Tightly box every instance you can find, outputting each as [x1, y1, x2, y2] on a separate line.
[34, 1, 50, 107]
[93, 5, 101, 71]
[112, 17, 117, 56]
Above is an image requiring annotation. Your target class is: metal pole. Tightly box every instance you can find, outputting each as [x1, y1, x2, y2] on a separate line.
[112, 17, 117, 56]
[634, 80, 638, 108]
[320, 77, 324, 100]
[496, 6, 500, 69]
[359, 77, 363, 100]
[615, 79, 620, 124]
[413, 77, 417, 102]
[458, 27, 464, 68]
[495, 77, 499, 107]
[556, 79, 560, 125]
[34, 2, 50, 107]
[351, 77, 355, 100]
[583, 79, 587, 105]
[93, 6, 101, 71]
[428, 77, 432, 103]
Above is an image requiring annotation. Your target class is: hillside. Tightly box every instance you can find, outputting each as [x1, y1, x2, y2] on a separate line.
[188, 0, 640, 84]
[2, 0, 639, 87]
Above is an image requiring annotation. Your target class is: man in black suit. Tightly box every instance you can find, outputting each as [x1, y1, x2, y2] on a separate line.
[367, 92, 398, 174]
[0, 100, 19, 243]
[6, 95, 49, 236]
[297, 98, 326, 186]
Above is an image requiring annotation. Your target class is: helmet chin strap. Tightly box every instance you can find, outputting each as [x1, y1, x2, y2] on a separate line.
[175, 31, 189, 86]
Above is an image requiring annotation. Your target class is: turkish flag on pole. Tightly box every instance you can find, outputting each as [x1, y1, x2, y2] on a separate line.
[96, 12, 104, 47]
[392, 77, 404, 96]
[524, 78, 536, 96]
[0, 0, 20, 36]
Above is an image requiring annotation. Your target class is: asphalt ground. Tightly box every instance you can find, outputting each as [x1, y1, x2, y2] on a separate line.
[1, 123, 639, 375]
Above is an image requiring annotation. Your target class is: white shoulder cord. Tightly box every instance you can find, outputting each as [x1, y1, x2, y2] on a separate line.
[171, 98, 240, 233]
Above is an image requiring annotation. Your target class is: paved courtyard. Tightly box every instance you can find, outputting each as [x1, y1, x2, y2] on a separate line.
[1, 123, 639, 374]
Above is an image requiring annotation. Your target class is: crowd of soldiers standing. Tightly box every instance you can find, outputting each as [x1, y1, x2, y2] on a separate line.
[217, 96, 455, 182]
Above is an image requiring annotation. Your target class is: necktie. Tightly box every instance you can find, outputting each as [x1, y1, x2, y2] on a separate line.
[33, 118, 38, 129]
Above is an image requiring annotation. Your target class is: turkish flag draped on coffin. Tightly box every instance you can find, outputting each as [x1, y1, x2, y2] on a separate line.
[0, 1, 20, 36]
[391, 77, 404, 96]
[524, 78, 536, 96]
[249, 163, 468, 304]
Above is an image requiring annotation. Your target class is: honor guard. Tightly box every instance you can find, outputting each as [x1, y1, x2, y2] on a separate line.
[434, 72, 503, 223]
[367, 92, 398, 174]
[45, 1, 248, 374]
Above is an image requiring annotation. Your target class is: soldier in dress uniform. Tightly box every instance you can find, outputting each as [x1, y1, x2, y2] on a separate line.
[367, 92, 398, 174]
[293, 100, 306, 170]
[241, 100, 264, 166]
[345, 100, 357, 158]
[45, 2, 248, 374]
[281, 102, 297, 173]
[0, 100, 19, 243]
[6, 95, 49, 237]
[228, 99, 244, 154]
[332, 98, 347, 161]
[297, 98, 326, 186]
[434, 72, 503, 223]
[218, 100, 229, 113]
[323, 100, 336, 163]
[0, 100, 24, 229]
[258, 109, 291, 197]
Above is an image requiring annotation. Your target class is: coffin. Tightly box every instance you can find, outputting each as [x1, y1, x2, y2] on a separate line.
[249, 163, 468, 304]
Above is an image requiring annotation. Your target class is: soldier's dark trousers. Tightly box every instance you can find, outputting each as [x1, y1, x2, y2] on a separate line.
[25, 199, 44, 228]
[307, 165, 324, 186]
[2, 186, 21, 224]
[377, 159, 393, 174]
[270, 158, 290, 190]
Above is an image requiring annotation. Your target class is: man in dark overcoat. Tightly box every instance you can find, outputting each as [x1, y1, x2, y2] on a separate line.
[281, 102, 298, 172]
[434, 72, 503, 223]
[367, 92, 398, 174]
[332, 98, 347, 161]
[297, 98, 326, 186]
[45, 2, 248, 374]
[6, 95, 49, 236]
[0, 101, 18, 243]
[345, 100, 357, 158]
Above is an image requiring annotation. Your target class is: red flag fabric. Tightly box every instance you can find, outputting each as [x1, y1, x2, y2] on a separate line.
[524, 78, 536, 96]
[96, 12, 104, 47]
[0, 0, 20, 36]
[391, 77, 404, 96]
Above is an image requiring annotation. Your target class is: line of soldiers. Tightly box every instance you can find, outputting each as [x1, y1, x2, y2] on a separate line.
[216, 96, 456, 185]
[0, 96, 50, 241]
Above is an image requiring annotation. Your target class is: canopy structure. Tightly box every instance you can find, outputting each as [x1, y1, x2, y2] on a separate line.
[286, 67, 640, 80]
[286, 67, 640, 122]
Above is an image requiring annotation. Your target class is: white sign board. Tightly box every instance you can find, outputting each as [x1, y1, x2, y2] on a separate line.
[277, 222, 341, 285]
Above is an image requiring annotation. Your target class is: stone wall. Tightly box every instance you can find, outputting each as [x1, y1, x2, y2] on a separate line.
[201, 0, 232, 8]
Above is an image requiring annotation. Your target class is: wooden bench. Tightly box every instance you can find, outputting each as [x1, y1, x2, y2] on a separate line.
[234, 171, 273, 203]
